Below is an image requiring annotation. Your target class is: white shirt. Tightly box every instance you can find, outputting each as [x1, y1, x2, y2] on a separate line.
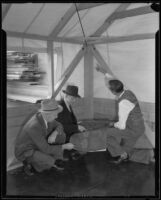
[41, 114, 48, 129]
[114, 99, 135, 130]
[64, 98, 71, 112]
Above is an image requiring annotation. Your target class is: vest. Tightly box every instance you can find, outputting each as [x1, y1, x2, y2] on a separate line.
[117, 90, 145, 134]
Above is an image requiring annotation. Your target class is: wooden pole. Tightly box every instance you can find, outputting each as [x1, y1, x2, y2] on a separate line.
[84, 46, 94, 119]
[47, 41, 54, 97]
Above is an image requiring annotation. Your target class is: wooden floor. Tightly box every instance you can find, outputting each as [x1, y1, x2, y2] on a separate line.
[6, 151, 155, 197]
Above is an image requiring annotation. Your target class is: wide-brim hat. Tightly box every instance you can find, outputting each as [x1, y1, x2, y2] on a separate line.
[40, 99, 63, 113]
[63, 85, 81, 98]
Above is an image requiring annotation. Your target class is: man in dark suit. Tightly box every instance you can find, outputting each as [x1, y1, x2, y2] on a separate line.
[15, 99, 75, 175]
[56, 84, 86, 159]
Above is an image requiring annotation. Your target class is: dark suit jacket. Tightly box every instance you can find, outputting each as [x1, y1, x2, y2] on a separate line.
[56, 99, 80, 142]
[15, 112, 65, 161]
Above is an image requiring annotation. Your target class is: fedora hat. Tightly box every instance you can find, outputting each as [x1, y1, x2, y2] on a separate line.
[63, 85, 81, 98]
[40, 99, 63, 113]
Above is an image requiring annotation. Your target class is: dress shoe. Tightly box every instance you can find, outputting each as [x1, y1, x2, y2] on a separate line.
[54, 159, 67, 171]
[110, 155, 129, 164]
[70, 149, 82, 161]
[63, 150, 71, 161]
[23, 163, 35, 176]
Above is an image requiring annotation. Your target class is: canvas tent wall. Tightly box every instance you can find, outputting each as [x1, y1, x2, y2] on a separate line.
[2, 2, 159, 170]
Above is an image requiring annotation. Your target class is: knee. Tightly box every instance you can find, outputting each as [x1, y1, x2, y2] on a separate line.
[106, 128, 117, 136]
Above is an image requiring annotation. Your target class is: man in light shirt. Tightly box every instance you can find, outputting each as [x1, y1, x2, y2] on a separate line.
[104, 73, 145, 164]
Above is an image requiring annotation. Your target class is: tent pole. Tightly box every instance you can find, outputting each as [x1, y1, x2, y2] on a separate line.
[84, 46, 94, 119]
[47, 41, 55, 98]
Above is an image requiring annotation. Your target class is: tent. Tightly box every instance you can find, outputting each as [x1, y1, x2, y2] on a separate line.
[2, 3, 159, 170]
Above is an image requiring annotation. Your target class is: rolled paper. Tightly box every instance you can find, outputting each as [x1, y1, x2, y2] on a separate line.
[70, 126, 109, 153]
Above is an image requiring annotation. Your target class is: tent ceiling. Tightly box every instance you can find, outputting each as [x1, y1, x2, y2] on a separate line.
[59, 4, 121, 37]
[107, 13, 159, 37]
[2, 3, 158, 44]
[127, 3, 150, 9]
[2, 3, 72, 36]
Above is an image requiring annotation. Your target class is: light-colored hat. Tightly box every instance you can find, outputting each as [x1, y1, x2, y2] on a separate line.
[40, 99, 63, 113]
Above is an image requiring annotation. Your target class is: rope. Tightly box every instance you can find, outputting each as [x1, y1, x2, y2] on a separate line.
[62, 9, 89, 37]
[74, 3, 88, 46]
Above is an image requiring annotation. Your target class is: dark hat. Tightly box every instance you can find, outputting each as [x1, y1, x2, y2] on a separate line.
[63, 85, 81, 98]
[40, 99, 63, 113]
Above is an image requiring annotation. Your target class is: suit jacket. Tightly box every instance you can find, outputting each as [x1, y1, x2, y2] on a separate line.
[56, 99, 80, 141]
[15, 112, 65, 161]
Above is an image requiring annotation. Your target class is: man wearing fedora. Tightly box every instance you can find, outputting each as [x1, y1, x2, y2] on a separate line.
[56, 84, 86, 160]
[14, 99, 75, 175]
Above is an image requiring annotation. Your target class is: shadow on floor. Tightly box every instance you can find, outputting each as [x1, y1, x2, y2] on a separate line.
[6, 151, 155, 197]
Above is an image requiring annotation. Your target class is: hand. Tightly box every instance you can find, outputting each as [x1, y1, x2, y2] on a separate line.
[82, 131, 89, 138]
[114, 122, 125, 130]
[62, 143, 75, 150]
[78, 125, 86, 132]
[48, 130, 58, 144]
[108, 121, 115, 128]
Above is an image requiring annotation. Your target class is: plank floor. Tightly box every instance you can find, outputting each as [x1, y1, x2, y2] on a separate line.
[6, 151, 155, 197]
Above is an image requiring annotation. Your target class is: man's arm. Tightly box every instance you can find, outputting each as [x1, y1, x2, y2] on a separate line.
[28, 126, 63, 156]
[53, 120, 64, 135]
[114, 99, 135, 130]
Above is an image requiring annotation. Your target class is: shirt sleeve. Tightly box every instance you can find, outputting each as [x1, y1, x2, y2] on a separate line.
[105, 73, 114, 79]
[28, 125, 63, 156]
[114, 99, 135, 130]
[54, 121, 64, 134]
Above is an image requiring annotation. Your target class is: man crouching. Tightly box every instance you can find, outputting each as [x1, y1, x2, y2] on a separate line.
[14, 99, 74, 176]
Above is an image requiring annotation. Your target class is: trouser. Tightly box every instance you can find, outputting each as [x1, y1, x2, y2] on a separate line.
[70, 126, 141, 155]
[26, 150, 63, 172]
[106, 128, 141, 157]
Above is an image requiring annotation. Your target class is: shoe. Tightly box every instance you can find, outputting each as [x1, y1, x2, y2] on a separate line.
[70, 149, 82, 161]
[23, 163, 34, 176]
[63, 149, 82, 161]
[53, 159, 66, 171]
[63, 150, 71, 161]
[105, 148, 113, 159]
[110, 155, 129, 164]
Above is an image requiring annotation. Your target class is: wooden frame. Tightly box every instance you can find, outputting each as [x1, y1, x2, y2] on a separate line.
[111, 5, 154, 21]
[88, 33, 155, 45]
[47, 41, 55, 97]
[90, 45, 114, 76]
[92, 3, 131, 36]
[2, 4, 12, 22]
[84, 46, 94, 118]
[78, 3, 105, 10]
[6, 31, 83, 44]
[49, 4, 79, 39]
[23, 4, 45, 33]
[53, 46, 86, 98]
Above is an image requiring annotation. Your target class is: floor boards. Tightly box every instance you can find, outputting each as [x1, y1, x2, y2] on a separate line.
[6, 151, 155, 197]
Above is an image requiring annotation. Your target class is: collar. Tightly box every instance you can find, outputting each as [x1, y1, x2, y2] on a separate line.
[64, 98, 71, 112]
[41, 113, 48, 128]
[118, 90, 125, 99]
[115, 90, 125, 100]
